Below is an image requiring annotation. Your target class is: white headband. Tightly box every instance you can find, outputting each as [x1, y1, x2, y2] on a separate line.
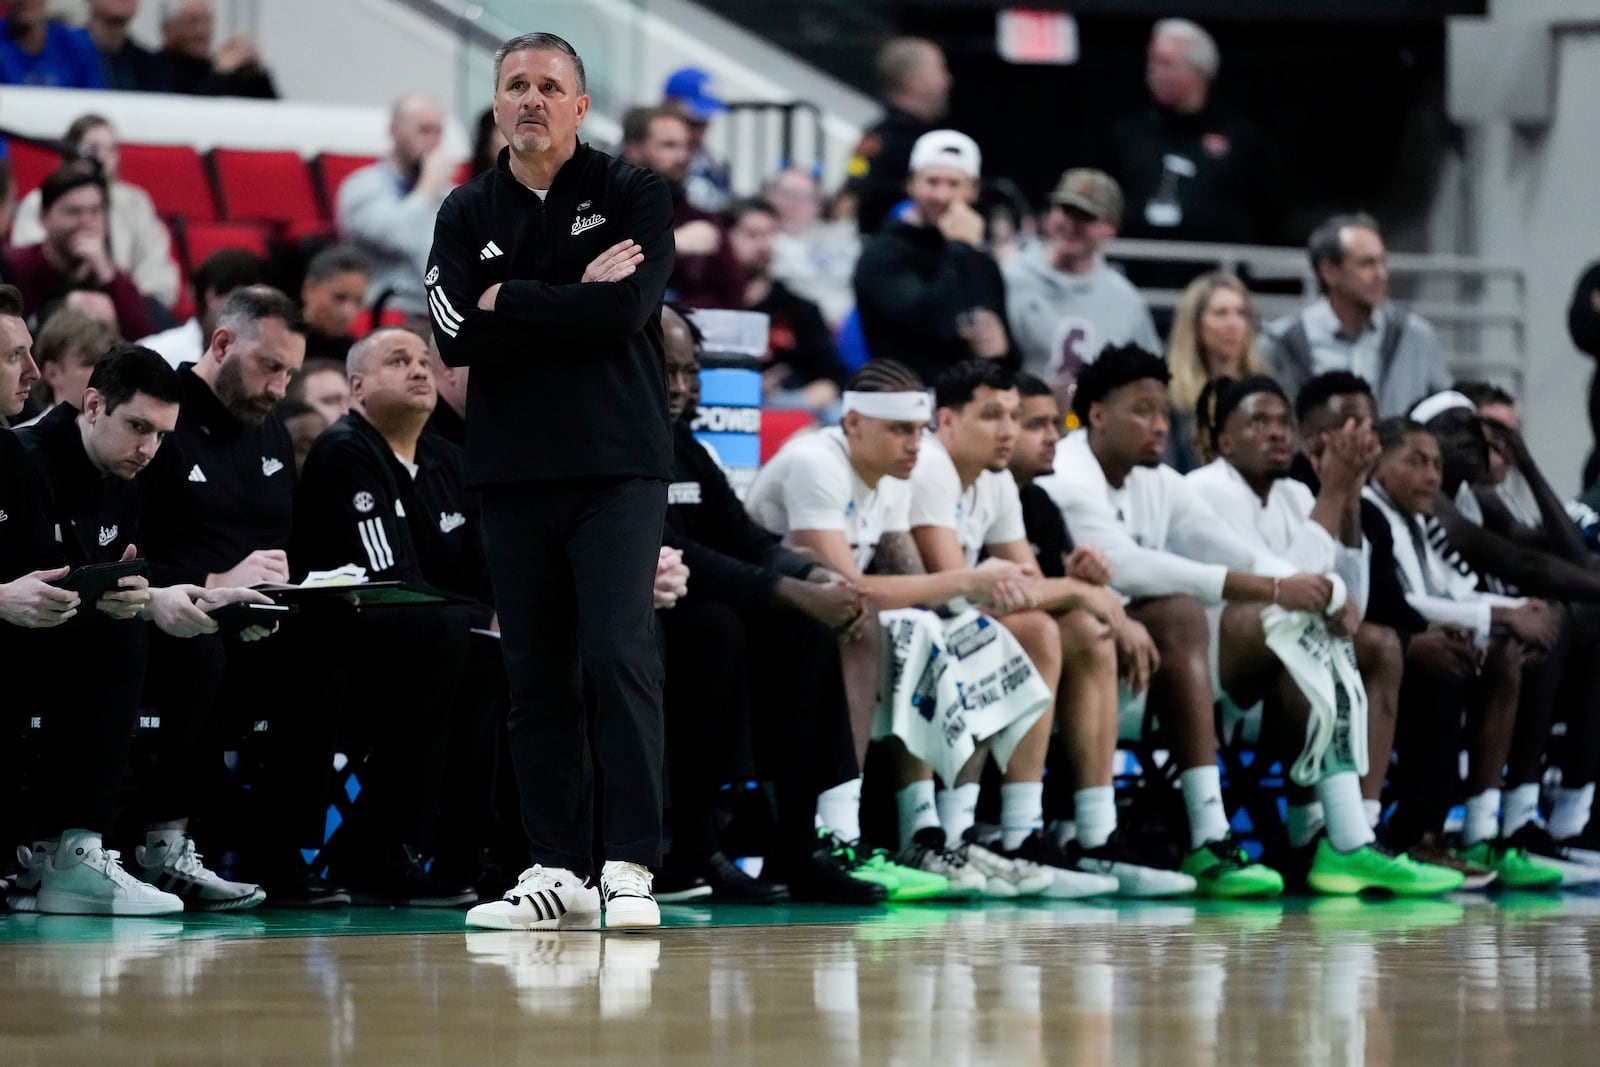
[1409, 390, 1475, 426]
[843, 390, 932, 423]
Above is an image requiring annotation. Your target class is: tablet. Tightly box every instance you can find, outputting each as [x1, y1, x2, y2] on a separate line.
[207, 600, 298, 636]
[54, 559, 149, 601]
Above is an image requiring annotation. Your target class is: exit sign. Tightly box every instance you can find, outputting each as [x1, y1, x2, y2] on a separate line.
[997, 9, 1079, 65]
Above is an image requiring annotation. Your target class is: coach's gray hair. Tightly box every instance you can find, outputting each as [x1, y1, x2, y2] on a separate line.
[493, 32, 587, 95]
[214, 285, 305, 343]
[1152, 19, 1220, 80]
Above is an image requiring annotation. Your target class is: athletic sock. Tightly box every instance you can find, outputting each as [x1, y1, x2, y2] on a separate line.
[1047, 819, 1076, 850]
[1073, 786, 1116, 850]
[1462, 789, 1501, 847]
[1316, 772, 1376, 852]
[1178, 764, 1230, 849]
[1549, 783, 1596, 841]
[816, 778, 864, 843]
[999, 782, 1045, 851]
[895, 781, 940, 849]
[1362, 798, 1382, 831]
[1501, 782, 1540, 839]
[1286, 802, 1326, 850]
[936, 782, 981, 848]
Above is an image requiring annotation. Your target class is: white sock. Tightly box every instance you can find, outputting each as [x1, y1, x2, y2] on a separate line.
[817, 778, 864, 843]
[1463, 789, 1501, 847]
[999, 782, 1044, 850]
[1501, 782, 1540, 839]
[1047, 819, 1076, 849]
[1074, 786, 1116, 850]
[1362, 798, 1382, 830]
[1316, 773, 1376, 852]
[937, 782, 981, 847]
[896, 781, 940, 849]
[1178, 764, 1230, 849]
[1549, 783, 1595, 841]
[1286, 802, 1326, 849]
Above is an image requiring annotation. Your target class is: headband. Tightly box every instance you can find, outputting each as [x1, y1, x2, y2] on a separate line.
[1409, 390, 1475, 426]
[843, 390, 932, 423]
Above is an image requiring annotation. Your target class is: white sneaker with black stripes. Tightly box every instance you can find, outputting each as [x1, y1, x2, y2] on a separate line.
[135, 835, 264, 911]
[601, 861, 661, 929]
[465, 865, 602, 931]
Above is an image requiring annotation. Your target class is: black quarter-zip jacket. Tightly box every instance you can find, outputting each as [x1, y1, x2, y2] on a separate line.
[426, 143, 676, 488]
[1, 427, 55, 582]
[139, 366, 297, 587]
[291, 410, 490, 602]
[17, 404, 141, 568]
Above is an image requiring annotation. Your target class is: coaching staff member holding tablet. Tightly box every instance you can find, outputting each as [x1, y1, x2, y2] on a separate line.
[428, 32, 675, 931]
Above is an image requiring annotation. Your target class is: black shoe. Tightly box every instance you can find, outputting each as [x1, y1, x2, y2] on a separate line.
[260, 869, 351, 909]
[343, 845, 478, 908]
[652, 868, 713, 904]
[703, 852, 786, 902]
[433, 848, 513, 902]
[787, 847, 890, 904]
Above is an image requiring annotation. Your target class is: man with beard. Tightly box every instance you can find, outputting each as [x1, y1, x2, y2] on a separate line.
[337, 94, 457, 316]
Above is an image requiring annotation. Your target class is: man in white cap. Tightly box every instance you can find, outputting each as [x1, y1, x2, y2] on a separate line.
[852, 129, 1014, 387]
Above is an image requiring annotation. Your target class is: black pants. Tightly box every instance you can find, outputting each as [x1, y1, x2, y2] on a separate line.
[14, 619, 148, 838]
[482, 476, 668, 874]
[661, 596, 859, 870]
[1389, 660, 1469, 850]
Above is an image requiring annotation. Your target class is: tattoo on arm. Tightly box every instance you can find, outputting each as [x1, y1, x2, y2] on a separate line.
[874, 532, 927, 577]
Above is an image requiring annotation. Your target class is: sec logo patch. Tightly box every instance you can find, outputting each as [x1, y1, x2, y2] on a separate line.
[354, 491, 375, 513]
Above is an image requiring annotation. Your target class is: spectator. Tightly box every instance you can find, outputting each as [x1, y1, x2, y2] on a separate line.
[13, 114, 181, 310]
[298, 245, 369, 363]
[276, 397, 325, 474]
[158, 0, 276, 98]
[723, 197, 847, 413]
[0, 0, 103, 88]
[1265, 212, 1450, 417]
[337, 94, 455, 317]
[853, 130, 1014, 384]
[0, 155, 15, 239]
[849, 37, 952, 234]
[5, 163, 153, 341]
[469, 106, 507, 179]
[285, 356, 349, 428]
[425, 339, 466, 448]
[1567, 259, 1600, 490]
[84, 0, 171, 92]
[1103, 19, 1284, 292]
[25, 307, 117, 417]
[1166, 271, 1271, 471]
[139, 247, 266, 369]
[623, 106, 742, 309]
[765, 166, 860, 331]
[662, 66, 732, 213]
[1002, 168, 1159, 389]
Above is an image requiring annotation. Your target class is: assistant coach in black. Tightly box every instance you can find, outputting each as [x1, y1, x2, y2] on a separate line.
[429, 32, 675, 931]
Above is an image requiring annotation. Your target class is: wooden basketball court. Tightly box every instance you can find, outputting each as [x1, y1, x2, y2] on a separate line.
[5, 895, 1600, 1064]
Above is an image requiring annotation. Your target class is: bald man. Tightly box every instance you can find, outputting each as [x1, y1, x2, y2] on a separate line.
[337, 95, 458, 315]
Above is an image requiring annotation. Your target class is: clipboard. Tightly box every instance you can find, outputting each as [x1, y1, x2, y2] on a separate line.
[259, 581, 466, 608]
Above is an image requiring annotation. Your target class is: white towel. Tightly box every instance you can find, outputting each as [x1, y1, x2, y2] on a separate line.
[875, 608, 1053, 785]
[1261, 577, 1368, 786]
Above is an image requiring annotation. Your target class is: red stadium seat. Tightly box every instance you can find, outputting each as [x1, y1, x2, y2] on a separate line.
[178, 219, 272, 273]
[313, 152, 379, 220]
[760, 408, 816, 463]
[211, 148, 326, 236]
[348, 306, 413, 340]
[118, 143, 219, 222]
[8, 140, 64, 199]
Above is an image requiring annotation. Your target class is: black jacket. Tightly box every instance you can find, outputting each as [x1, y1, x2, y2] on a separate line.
[0, 428, 53, 583]
[139, 366, 296, 587]
[848, 107, 937, 235]
[853, 218, 1015, 385]
[427, 143, 676, 487]
[1019, 482, 1072, 579]
[17, 404, 141, 569]
[292, 411, 490, 602]
[662, 422, 811, 605]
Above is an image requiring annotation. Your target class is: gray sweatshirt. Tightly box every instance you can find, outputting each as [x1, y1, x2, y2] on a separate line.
[1001, 245, 1161, 381]
[336, 159, 450, 315]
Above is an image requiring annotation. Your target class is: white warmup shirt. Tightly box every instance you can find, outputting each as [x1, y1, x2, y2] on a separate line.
[906, 432, 1027, 566]
[745, 427, 911, 572]
[1037, 430, 1293, 604]
[1186, 458, 1370, 613]
[1362, 484, 1524, 643]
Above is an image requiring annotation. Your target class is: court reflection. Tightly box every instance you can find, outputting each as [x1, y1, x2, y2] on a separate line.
[4, 897, 1600, 1065]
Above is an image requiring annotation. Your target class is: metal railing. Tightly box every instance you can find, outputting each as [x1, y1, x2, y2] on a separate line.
[720, 100, 829, 191]
[1105, 237, 1528, 393]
